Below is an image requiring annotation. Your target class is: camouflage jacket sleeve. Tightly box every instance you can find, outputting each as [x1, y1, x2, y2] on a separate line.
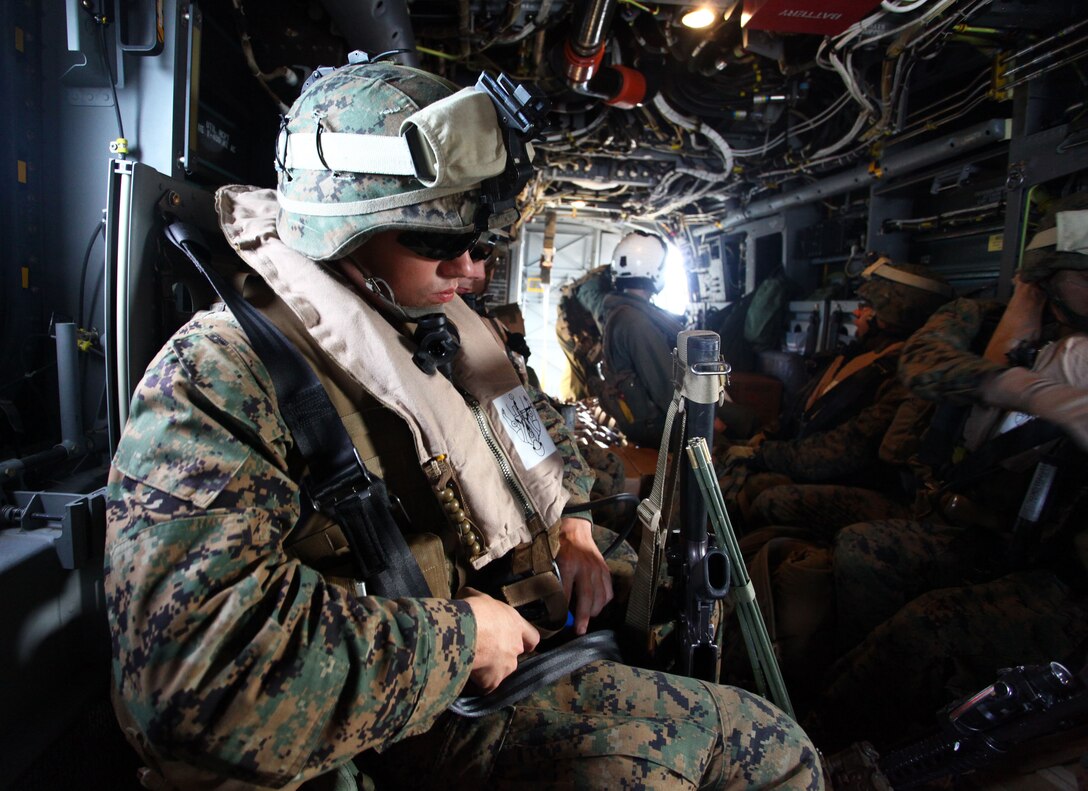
[754, 376, 910, 481]
[529, 383, 594, 505]
[899, 298, 1007, 403]
[105, 312, 476, 788]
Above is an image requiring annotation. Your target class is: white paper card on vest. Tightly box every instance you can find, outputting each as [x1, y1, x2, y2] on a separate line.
[494, 386, 557, 470]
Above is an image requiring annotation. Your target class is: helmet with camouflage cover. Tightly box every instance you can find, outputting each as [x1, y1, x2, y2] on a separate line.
[275, 59, 510, 261]
[1020, 192, 1088, 283]
[857, 259, 955, 333]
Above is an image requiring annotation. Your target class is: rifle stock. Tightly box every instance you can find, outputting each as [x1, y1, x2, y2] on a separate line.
[676, 331, 729, 681]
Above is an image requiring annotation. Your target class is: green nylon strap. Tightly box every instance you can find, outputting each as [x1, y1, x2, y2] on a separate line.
[624, 386, 685, 638]
[687, 438, 794, 719]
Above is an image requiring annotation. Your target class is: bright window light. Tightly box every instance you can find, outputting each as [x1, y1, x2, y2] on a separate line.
[654, 243, 690, 315]
[682, 7, 716, 28]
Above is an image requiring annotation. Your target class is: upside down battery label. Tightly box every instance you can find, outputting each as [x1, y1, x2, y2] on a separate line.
[495, 385, 556, 470]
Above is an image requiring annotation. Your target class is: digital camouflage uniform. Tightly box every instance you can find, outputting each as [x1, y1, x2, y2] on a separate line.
[726, 263, 952, 534]
[807, 296, 1088, 752]
[828, 298, 1014, 645]
[718, 336, 925, 532]
[107, 312, 821, 790]
[744, 389, 932, 534]
[899, 297, 1008, 403]
[105, 61, 823, 791]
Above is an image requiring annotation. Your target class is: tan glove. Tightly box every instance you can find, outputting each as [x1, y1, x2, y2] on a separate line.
[724, 444, 756, 464]
[980, 366, 1088, 451]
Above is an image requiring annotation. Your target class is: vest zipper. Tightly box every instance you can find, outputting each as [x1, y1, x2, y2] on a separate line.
[467, 397, 535, 518]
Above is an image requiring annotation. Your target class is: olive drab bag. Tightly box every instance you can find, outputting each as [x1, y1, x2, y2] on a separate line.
[723, 528, 836, 696]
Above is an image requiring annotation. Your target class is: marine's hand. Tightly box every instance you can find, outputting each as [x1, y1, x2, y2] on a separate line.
[981, 366, 1088, 451]
[463, 589, 539, 693]
[555, 516, 613, 635]
[983, 275, 1046, 364]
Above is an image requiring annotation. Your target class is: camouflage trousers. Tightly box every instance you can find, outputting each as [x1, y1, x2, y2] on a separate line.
[832, 519, 1005, 652]
[376, 660, 824, 790]
[714, 467, 792, 532]
[805, 570, 1088, 752]
[582, 444, 626, 500]
[748, 485, 912, 538]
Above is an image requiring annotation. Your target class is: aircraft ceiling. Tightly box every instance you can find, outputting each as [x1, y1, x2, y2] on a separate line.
[223, 0, 1086, 230]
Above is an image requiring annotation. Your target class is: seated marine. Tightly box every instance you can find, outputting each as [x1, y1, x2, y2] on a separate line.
[104, 57, 823, 790]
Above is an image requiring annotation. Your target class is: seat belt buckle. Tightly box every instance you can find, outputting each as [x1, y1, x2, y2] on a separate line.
[309, 448, 374, 512]
[307, 449, 400, 581]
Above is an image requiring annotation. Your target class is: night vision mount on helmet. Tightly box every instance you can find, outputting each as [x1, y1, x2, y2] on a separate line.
[274, 52, 550, 262]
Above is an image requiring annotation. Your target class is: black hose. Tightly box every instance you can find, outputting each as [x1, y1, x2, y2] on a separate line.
[78, 221, 105, 329]
[562, 492, 641, 558]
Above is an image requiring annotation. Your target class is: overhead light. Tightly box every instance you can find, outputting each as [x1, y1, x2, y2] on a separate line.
[682, 7, 716, 28]
[571, 199, 587, 208]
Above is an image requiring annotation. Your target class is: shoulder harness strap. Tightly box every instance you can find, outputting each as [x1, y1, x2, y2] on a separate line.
[164, 222, 429, 599]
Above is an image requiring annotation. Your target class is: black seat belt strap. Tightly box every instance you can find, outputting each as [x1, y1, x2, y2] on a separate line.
[450, 631, 623, 717]
[943, 418, 1064, 492]
[164, 222, 429, 599]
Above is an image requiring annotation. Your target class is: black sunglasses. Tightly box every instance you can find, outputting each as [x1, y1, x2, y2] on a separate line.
[397, 230, 497, 262]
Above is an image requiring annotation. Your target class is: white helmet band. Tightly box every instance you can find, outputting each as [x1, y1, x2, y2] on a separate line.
[1025, 209, 1088, 255]
[861, 257, 954, 297]
[276, 88, 508, 189]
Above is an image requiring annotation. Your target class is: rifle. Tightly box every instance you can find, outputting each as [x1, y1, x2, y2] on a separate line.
[623, 330, 790, 704]
[624, 331, 730, 680]
[675, 331, 732, 681]
[877, 661, 1088, 789]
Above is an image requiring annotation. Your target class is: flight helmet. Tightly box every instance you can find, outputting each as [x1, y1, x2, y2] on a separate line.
[611, 231, 668, 293]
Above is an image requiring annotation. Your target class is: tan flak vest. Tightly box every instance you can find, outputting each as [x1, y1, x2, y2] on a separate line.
[216, 186, 568, 609]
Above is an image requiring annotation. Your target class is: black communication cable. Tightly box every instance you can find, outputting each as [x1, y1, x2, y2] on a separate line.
[562, 492, 641, 558]
[369, 49, 415, 63]
[78, 220, 105, 329]
[99, 17, 125, 145]
[80, 0, 126, 149]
